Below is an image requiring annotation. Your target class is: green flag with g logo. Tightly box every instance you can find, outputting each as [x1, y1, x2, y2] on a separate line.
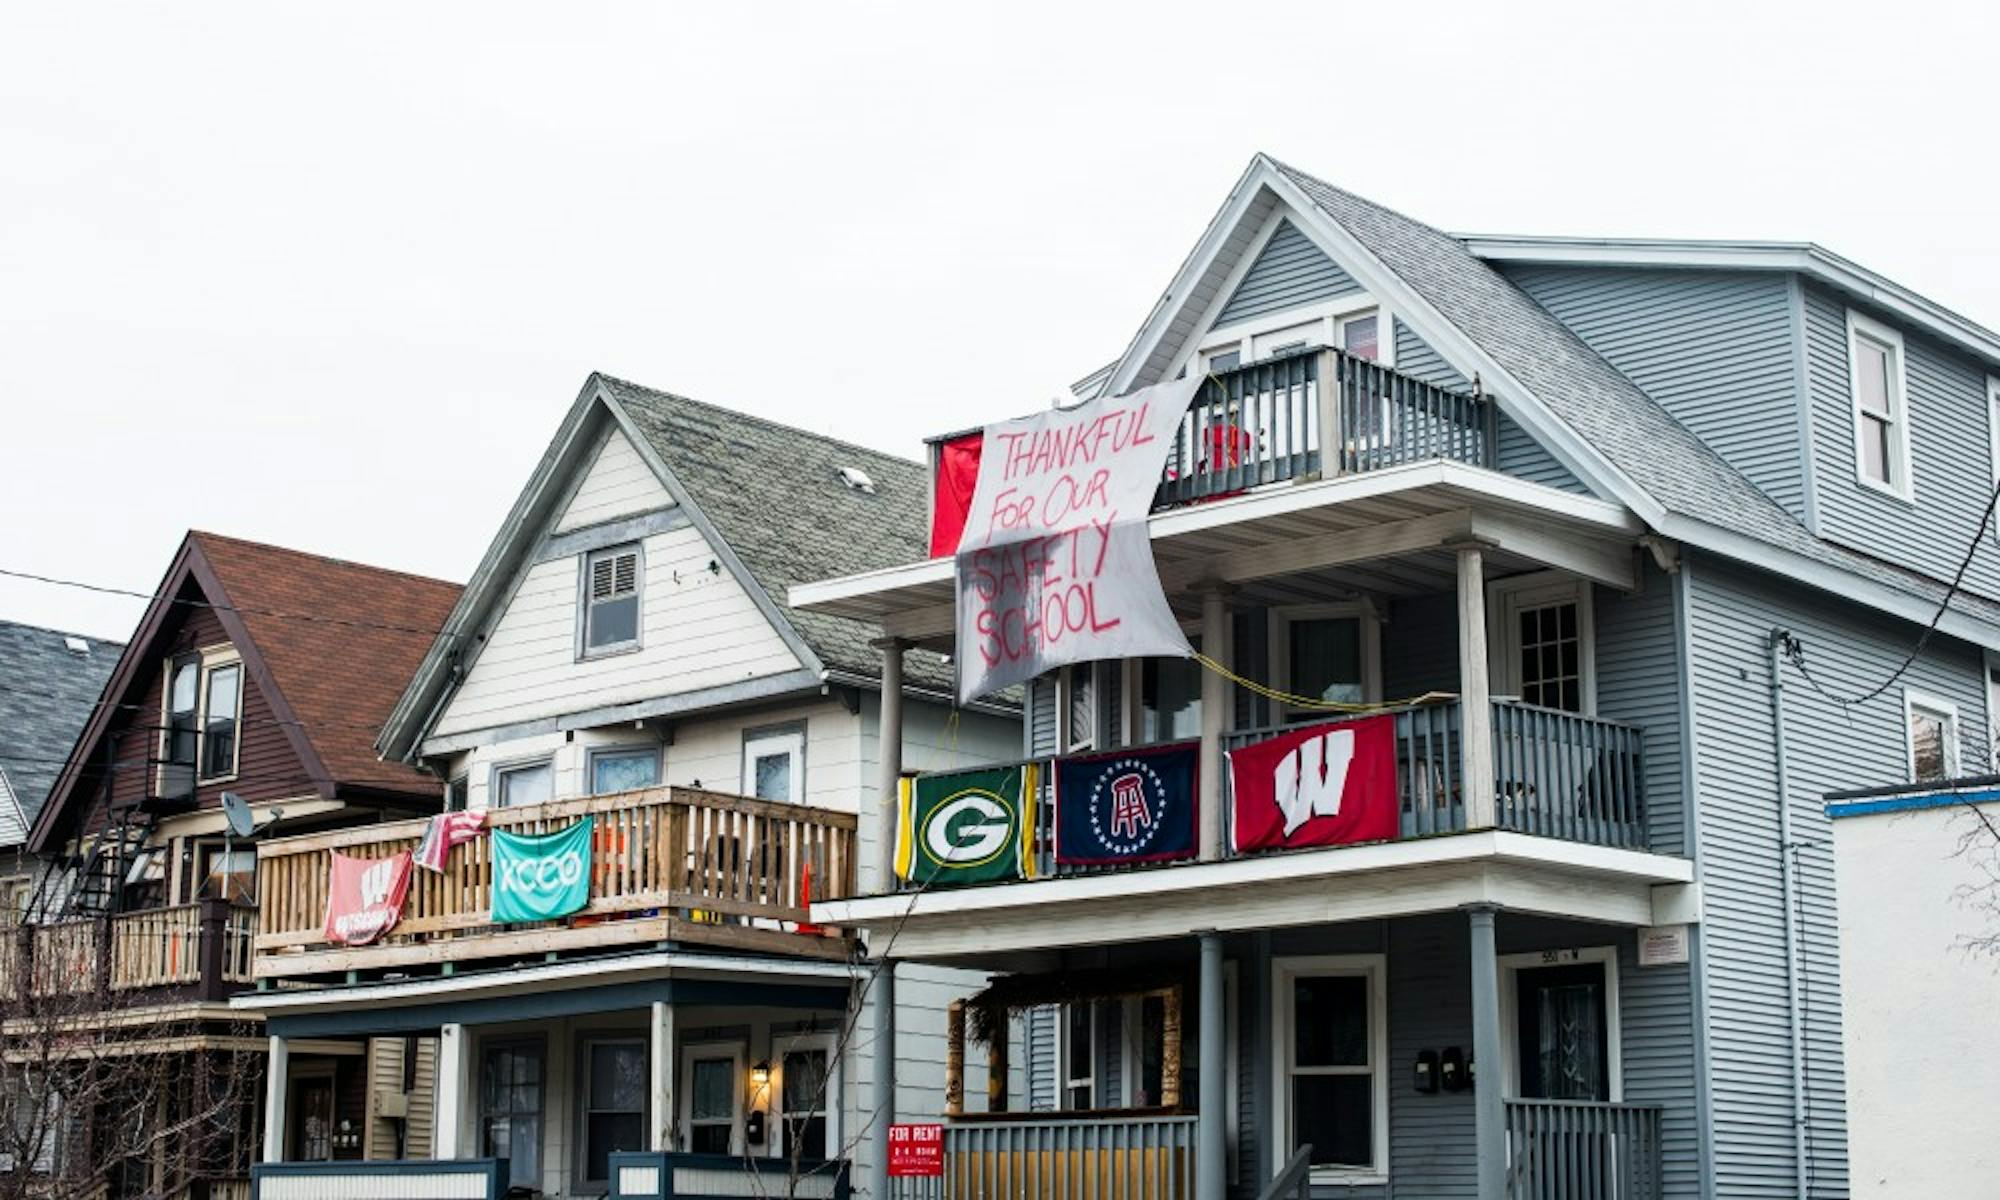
[895, 765, 1037, 888]
[492, 817, 593, 923]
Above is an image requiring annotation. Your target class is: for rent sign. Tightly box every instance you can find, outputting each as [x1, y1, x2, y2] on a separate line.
[955, 376, 1199, 702]
[887, 1124, 944, 1176]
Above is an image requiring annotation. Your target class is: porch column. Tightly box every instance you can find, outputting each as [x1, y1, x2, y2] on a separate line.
[1196, 931, 1225, 1200]
[435, 1022, 468, 1159]
[1454, 544, 1496, 828]
[260, 1035, 288, 1163]
[1198, 586, 1230, 861]
[875, 637, 907, 893]
[1468, 906, 1504, 1200]
[650, 1000, 677, 1150]
[866, 961, 897, 1200]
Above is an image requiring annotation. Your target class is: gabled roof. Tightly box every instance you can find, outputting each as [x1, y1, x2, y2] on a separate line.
[1097, 154, 2000, 649]
[379, 374, 979, 763]
[0, 620, 121, 839]
[31, 533, 460, 851]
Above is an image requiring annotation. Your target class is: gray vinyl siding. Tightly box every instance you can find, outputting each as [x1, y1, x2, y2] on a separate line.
[1393, 318, 1470, 390]
[1685, 553, 1986, 1198]
[1802, 280, 2000, 596]
[1503, 265, 1806, 521]
[1495, 411, 1590, 492]
[1595, 564, 1690, 857]
[1214, 219, 1362, 328]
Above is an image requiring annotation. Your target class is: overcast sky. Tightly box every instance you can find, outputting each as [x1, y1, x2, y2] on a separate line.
[5, 2, 1997, 640]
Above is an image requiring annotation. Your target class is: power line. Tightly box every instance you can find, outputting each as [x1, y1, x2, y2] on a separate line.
[0, 566, 461, 641]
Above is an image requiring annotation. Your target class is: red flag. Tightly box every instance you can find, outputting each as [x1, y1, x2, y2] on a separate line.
[1228, 716, 1398, 852]
[324, 850, 413, 946]
[928, 432, 982, 557]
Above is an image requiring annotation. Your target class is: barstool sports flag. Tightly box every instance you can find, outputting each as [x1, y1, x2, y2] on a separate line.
[955, 375, 1201, 703]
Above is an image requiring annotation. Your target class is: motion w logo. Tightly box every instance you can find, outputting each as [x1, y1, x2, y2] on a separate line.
[1274, 730, 1355, 836]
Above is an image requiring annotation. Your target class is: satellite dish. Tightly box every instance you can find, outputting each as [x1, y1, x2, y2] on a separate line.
[221, 791, 255, 840]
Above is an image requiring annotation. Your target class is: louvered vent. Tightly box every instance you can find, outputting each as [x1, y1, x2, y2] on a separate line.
[591, 551, 638, 601]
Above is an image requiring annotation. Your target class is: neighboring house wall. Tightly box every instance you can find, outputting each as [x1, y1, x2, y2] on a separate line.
[432, 427, 804, 740]
[1503, 265, 1806, 521]
[1684, 552, 1988, 1198]
[1801, 280, 2000, 596]
[1829, 794, 2000, 1197]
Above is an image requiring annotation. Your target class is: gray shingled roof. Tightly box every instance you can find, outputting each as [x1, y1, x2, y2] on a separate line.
[601, 376, 960, 695]
[0, 621, 120, 842]
[1270, 158, 2000, 628]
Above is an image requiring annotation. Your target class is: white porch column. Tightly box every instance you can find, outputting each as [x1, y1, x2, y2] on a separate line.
[874, 637, 907, 893]
[650, 1000, 677, 1150]
[1467, 906, 1505, 1200]
[435, 1022, 469, 1159]
[1198, 586, 1230, 861]
[1195, 932, 1226, 1200]
[1455, 544, 1496, 828]
[261, 1035, 288, 1163]
[865, 962, 897, 1200]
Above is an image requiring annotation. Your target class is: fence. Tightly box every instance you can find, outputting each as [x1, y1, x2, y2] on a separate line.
[890, 1115, 1197, 1200]
[1504, 1100, 1663, 1200]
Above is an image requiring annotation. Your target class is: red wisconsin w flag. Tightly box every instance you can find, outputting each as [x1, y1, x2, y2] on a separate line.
[324, 850, 413, 946]
[1228, 715, 1398, 852]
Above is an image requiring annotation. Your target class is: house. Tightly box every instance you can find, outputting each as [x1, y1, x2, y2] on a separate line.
[0, 619, 121, 910]
[793, 154, 2000, 1200]
[237, 375, 1019, 1199]
[17, 531, 460, 1199]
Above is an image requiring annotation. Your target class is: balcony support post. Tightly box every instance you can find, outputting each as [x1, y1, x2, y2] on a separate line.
[1198, 586, 1231, 862]
[1196, 930, 1226, 1200]
[261, 1035, 288, 1163]
[650, 1000, 676, 1150]
[1467, 905, 1504, 1200]
[873, 637, 907, 894]
[435, 1022, 469, 1159]
[866, 961, 897, 1200]
[1455, 543, 1497, 828]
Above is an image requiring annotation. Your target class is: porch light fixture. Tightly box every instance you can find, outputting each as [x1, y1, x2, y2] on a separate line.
[751, 1060, 771, 1086]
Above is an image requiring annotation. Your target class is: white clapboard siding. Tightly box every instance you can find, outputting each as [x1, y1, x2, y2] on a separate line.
[434, 522, 802, 737]
[555, 427, 674, 533]
[662, 700, 865, 814]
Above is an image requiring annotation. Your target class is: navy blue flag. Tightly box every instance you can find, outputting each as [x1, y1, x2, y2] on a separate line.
[1054, 742, 1199, 866]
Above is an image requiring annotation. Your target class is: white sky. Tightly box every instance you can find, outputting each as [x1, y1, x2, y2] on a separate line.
[5, 2, 1998, 641]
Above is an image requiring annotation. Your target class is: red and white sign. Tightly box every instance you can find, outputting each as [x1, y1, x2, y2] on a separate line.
[955, 375, 1200, 703]
[323, 850, 413, 946]
[887, 1123, 944, 1177]
[1227, 716, 1398, 852]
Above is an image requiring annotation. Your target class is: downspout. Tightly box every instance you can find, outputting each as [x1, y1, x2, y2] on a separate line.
[1766, 630, 1811, 1199]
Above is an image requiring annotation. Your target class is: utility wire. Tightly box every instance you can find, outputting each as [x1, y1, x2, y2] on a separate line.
[0, 566, 460, 641]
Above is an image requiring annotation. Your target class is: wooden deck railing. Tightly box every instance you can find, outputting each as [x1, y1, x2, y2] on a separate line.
[253, 785, 857, 980]
[5, 902, 258, 997]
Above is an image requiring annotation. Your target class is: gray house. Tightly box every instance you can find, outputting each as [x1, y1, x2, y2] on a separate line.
[0, 620, 120, 907]
[799, 154, 2000, 1200]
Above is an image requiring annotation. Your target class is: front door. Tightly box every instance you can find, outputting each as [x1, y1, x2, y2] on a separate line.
[680, 1042, 745, 1155]
[1514, 964, 1610, 1100]
[289, 1077, 334, 1161]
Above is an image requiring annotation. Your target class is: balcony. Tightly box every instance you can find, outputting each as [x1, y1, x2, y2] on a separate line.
[2, 901, 258, 1003]
[251, 785, 857, 981]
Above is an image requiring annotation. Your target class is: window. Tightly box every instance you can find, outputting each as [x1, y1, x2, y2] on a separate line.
[775, 1034, 837, 1161]
[1905, 690, 1961, 783]
[1143, 642, 1203, 743]
[162, 654, 202, 799]
[680, 1043, 744, 1155]
[1252, 319, 1323, 362]
[582, 544, 642, 656]
[1847, 310, 1912, 498]
[579, 1039, 646, 1186]
[201, 845, 256, 903]
[590, 746, 660, 795]
[1338, 310, 1380, 362]
[1060, 1002, 1097, 1110]
[1272, 605, 1381, 723]
[494, 760, 554, 809]
[480, 1040, 544, 1191]
[742, 728, 805, 803]
[1491, 576, 1595, 714]
[200, 664, 241, 780]
[446, 775, 470, 812]
[1058, 664, 1096, 753]
[1271, 956, 1386, 1181]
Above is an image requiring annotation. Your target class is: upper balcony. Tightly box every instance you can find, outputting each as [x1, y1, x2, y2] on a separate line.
[250, 784, 856, 984]
[1, 900, 258, 1005]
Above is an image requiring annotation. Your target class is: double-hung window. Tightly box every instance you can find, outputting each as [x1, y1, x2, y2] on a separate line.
[200, 663, 241, 780]
[161, 649, 243, 795]
[579, 1039, 647, 1189]
[162, 654, 203, 799]
[1274, 956, 1386, 1180]
[1848, 311, 1912, 498]
[1905, 690, 1961, 783]
[775, 1034, 837, 1161]
[1059, 1002, 1098, 1110]
[581, 544, 642, 656]
[494, 759, 554, 809]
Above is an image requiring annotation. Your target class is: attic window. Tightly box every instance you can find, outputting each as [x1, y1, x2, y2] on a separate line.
[837, 466, 877, 495]
[581, 544, 642, 656]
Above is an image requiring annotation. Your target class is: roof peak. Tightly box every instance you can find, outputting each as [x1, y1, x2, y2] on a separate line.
[592, 372, 921, 472]
[187, 529, 458, 591]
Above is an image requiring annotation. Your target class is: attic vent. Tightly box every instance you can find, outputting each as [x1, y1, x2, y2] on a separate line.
[590, 551, 639, 601]
[838, 466, 877, 495]
[62, 636, 89, 655]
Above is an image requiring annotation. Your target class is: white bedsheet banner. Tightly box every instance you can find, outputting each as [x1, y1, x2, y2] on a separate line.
[956, 375, 1200, 702]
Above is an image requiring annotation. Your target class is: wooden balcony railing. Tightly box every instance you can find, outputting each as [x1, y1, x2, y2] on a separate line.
[253, 785, 857, 980]
[3, 902, 258, 999]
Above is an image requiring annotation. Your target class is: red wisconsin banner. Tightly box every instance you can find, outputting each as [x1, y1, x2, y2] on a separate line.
[1228, 716, 1398, 852]
[323, 850, 413, 946]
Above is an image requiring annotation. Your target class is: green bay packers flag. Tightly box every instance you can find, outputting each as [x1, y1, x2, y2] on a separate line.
[895, 764, 1037, 887]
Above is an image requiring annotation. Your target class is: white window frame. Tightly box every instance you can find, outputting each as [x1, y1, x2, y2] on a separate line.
[1488, 572, 1597, 715]
[679, 1040, 747, 1156]
[1056, 663, 1099, 754]
[1192, 296, 1397, 379]
[587, 744, 662, 796]
[1497, 946, 1624, 1102]
[578, 542, 645, 659]
[1846, 309, 1915, 501]
[1056, 1001, 1098, 1110]
[491, 756, 556, 810]
[1269, 954, 1389, 1186]
[771, 1031, 841, 1161]
[741, 727, 806, 803]
[1269, 602, 1383, 723]
[1985, 651, 2000, 772]
[1903, 688, 1962, 783]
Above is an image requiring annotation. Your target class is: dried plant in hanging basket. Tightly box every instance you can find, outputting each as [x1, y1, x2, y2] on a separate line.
[964, 965, 1187, 1045]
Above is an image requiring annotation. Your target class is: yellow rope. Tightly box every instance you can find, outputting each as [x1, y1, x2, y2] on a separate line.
[1190, 651, 1446, 715]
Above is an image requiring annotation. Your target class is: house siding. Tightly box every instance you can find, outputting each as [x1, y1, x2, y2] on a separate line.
[1503, 265, 1805, 520]
[1685, 552, 1987, 1198]
[1802, 280, 2000, 598]
[554, 426, 676, 534]
[1213, 219, 1362, 329]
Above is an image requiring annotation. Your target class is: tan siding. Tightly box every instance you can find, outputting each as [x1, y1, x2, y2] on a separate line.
[554, 428, 674, 533]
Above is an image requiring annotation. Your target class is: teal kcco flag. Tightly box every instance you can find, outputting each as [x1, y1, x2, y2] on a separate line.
[492, 817, 594, 923]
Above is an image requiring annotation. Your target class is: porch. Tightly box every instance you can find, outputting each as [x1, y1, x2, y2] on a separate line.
[1, 900, 258, 1002]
